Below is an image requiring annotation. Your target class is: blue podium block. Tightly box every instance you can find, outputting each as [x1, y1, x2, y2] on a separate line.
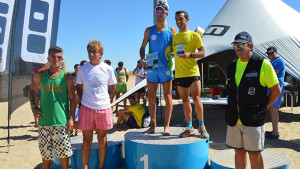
[211, 149, 290, 169]
[125, 127, 209, 169]
[53, 134, 124, 169]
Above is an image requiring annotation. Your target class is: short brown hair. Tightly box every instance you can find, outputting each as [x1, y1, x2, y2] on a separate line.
[175, 10, 189, 19]
[87, 40, 103, 53]
[48, 46, 63, 55]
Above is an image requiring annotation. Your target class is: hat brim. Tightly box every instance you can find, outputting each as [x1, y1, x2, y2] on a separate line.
[232, 39, 250, 43]
[266, 50, 276, 54]
[155, 6, 168, 12]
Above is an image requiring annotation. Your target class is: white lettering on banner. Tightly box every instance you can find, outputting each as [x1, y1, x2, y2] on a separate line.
[140, 154, 149, 169]
[0, 0, 15, 72]
[21, 0, 55, 64]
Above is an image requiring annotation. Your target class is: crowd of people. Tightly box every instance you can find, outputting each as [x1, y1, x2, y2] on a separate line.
[28, 1, 285, 169]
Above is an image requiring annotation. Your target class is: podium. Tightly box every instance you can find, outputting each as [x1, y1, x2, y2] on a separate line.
[210, 149, 290, 169]
[125, 127, 209, 169]
[53, 134, 124, 169]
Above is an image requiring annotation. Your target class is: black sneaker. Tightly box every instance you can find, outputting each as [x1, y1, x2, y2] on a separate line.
[265, 131, 280, 139]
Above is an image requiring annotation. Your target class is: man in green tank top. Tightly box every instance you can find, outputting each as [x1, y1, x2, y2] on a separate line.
[28, 46, 76, 169]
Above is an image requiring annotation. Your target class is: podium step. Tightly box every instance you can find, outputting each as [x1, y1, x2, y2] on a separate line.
[125, 127, 209, 169]
[211, 149, 289, 169]
[53, 134, 124, 169]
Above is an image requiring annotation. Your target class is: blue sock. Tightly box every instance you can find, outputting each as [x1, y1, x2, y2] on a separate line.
[199, 121, 205, 127]
[187, 121, 192, 128]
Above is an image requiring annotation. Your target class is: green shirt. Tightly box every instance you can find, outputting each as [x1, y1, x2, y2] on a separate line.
[39, 69, 69, 126]
[116, 68, 128, 84]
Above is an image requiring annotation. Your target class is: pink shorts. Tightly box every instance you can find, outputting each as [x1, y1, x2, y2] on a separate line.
[78, 104, 113, 130]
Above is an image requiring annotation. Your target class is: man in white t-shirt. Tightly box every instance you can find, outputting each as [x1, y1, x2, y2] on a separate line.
[76, 40, 117, 169]
[134, 60, 147, 106]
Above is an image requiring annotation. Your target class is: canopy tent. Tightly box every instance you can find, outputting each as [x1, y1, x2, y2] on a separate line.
[198, 0, 300, 80]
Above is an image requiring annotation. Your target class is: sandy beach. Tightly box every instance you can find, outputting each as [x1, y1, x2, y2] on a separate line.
[0, 74, 299, 168]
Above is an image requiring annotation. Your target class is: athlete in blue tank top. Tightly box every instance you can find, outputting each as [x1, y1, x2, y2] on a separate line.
[149, 25, 173, 68]
[139, 1, 176, 135]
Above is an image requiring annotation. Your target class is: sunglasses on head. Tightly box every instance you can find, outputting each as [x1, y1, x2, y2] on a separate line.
[50, 55, 63, 60]
[232, 42, 249, 48]
[156, 10, 166, 15]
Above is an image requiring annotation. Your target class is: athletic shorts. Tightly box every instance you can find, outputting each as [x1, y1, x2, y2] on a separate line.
[174, 76, 201, 88]
[147, 67, 173, 83]
[78, 104, 113, 130]
[226, 123, 265, 152]
[270, 85, 284, 108]
[38, 126, 73, 160]
[126, 116, 140, 128]
[136, 86, 147, 93]
[75, 107, 80, 122]
[34, 88, 41, 98]
[116, 83, 127, 92]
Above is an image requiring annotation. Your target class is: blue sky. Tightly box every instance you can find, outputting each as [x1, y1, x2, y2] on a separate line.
[56, 0, 300, 72]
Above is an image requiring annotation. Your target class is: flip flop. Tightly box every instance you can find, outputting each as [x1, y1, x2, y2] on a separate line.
[162, 132, 170, 136]
[143, 131, 156, 134]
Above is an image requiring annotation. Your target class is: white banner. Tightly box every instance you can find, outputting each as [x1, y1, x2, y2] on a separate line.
[0, 0, 15, 72]
[111, 79, 147, 106]
[21, 0, 55, 64]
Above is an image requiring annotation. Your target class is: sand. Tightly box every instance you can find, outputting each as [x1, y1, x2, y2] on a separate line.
[0, 74, 299, 168]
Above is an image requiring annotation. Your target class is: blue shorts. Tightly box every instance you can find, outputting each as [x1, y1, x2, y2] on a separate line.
[270, 92, 283, 108]
[147, 67, 173, 83]
[269, 85, 284, 108]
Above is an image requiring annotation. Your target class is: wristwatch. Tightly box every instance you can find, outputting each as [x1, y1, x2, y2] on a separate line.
[190, 53, 194, 58]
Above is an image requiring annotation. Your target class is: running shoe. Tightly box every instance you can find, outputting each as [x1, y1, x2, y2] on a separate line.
[179, 127, 195, 138]
[198, 126, 209, 139]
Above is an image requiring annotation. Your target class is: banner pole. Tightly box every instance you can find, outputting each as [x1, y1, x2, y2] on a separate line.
[7, 0, 20, 153]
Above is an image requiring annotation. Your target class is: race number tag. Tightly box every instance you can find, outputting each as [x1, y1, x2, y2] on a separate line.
[176, 45, 185, 57]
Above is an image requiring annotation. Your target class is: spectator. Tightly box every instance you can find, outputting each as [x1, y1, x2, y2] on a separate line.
[115, 61, 129, 111]
[115, 95, 146, 128]
[134, 60, 147, 106]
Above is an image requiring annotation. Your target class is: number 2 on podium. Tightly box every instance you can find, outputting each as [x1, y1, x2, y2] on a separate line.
[140, 154, 148, 169]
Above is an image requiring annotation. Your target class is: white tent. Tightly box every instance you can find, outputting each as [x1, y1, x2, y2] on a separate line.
[199, 0, 300, 80]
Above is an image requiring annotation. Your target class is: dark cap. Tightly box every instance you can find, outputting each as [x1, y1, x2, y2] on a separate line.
[128, 95, 136, 100]
[156, 1, 169, 12]
[266, 46, 277, 53]
[232, 31, 252, 43]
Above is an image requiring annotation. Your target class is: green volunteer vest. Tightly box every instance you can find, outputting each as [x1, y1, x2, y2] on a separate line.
[39, 69, 69, 126]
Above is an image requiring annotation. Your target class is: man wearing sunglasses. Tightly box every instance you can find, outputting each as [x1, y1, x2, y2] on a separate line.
[265, 46, 285, 139]
[139, 1, 176, 135]
[225, 32, 281, 169]
[172, 10, 208, 139]
[76, 40, 117, 169]
[28, 46, 76, 169]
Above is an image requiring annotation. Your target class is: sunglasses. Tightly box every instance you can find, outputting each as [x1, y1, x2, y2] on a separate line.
[232, 42, 249, 48]
[266, 52, 275, 55]
[88, 50, 99, 55]
[156, 10, 166, 15]
[50, 55, 63, 60]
